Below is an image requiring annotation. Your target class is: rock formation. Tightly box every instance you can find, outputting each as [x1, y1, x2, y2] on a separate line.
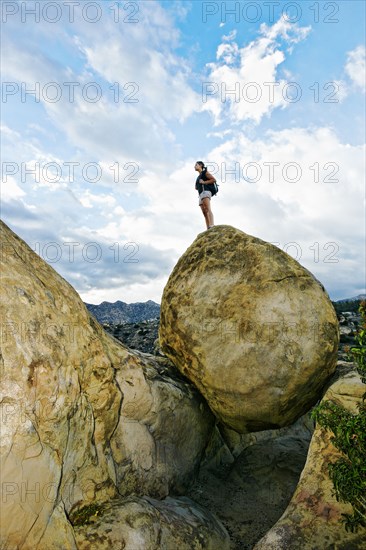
[0, 220, 226, 549]
[2, 219, 359, 550]
[187, 413, 315, 548]
[111, 352, 215, 498]
[253, 368, 365, 549]
[73, 495, 230, 549]
[159, 225, 339, 433]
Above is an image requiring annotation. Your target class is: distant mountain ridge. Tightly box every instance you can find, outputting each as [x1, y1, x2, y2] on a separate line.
[335, 294, 366, 303]
[85, 299, 160, 324]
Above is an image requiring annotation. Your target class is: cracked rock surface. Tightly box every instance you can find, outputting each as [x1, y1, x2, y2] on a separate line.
[159, 225, 339, 432]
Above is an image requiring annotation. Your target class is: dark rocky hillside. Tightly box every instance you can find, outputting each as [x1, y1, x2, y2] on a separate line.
[331, 298, 363, 360]
[103, 319, 160, 354]
[332, 296, 365, 315]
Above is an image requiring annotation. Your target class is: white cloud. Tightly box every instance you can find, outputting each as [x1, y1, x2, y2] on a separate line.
[202, 17, 311, 125]
[0, 125, 21, 141]
[1, 2, 201, 167]
[2, 40, 61, 85]
[216, 41, 239, 64]
[71, 1, 200, 124]
[222, 30, 237, 42]
[1, 176, 26, 200]
[78, 191, 116, 209]
[331, 80, 348, 103]
[345, 45, 366, 93]
[1, 5, 364, 306]
[260, 18, 311, 44]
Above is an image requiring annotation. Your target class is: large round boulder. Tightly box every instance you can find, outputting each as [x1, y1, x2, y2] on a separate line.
[159, 225, 339, 433]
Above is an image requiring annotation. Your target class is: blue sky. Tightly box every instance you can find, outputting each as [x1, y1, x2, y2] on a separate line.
[1, 0, 365, 303]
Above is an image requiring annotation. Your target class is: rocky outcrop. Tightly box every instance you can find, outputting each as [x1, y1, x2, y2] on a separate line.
[73, 496, 230, 549]
[338, 311, 361, 343]
[253, 369, 365, 550]
[0, 220, 221, 549]
[159, 225, 339, 433]
[103, 319, 159, 354]
[111, 352, 214, 498]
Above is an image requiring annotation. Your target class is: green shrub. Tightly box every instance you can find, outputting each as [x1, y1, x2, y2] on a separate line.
[350, 301, 366, 385]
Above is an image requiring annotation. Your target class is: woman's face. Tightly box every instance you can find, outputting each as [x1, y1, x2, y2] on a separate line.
[194, 162, 201, 172]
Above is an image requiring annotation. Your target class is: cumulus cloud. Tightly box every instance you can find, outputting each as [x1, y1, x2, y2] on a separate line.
[202, 17, 311, 125]
[345, 45, 366, 92]
[1, 176, 26, 200]
[1, 5, 364, 304]
[1, 1, 201, 167]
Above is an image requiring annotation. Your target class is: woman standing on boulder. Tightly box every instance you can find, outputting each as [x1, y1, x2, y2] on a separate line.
[194, 161, 218, 230]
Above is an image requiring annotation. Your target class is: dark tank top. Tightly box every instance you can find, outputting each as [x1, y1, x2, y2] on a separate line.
[195, 168, 208, 194]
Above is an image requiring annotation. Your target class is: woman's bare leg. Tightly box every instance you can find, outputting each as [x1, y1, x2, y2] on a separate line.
[200, 204, 210, 228]
[208, 202, 214, 226]
[200, 197, 214, 228]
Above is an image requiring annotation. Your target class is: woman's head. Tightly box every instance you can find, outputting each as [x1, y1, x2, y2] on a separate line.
[195, 161, 205, 172]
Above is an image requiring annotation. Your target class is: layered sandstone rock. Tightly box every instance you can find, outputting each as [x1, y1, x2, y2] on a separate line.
[0, 220, 218, 549]
[253, 369, 365, 549]
[159, 225, 339, 433]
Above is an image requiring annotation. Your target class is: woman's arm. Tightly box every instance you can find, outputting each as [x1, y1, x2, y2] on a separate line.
[199, 171, 216, 184]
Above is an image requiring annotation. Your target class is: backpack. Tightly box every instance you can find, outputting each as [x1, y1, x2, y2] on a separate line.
[196, 168, 219, 196]
[208, 181, 219, 196]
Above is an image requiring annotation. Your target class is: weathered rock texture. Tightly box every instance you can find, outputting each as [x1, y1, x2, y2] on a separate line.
[0, 220, 220, 549]
[111, 352, 215, 498]
[253, 369, 366, 549]
[159, 225, 339, 433]
[73, 495, 230, 550]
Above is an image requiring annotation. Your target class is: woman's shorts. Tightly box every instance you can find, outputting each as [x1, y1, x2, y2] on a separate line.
[198, 190, 212, 205]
